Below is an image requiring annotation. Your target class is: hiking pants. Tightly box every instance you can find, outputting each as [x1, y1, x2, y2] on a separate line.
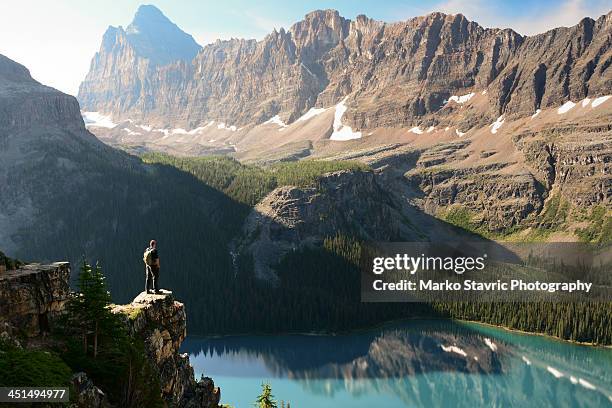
[145, 265, 160, 292]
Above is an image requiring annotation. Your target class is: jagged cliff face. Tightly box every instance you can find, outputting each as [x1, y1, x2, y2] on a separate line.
[112, 291, 220, 408]
[78, 7, 611, 132]
[0, 262, 70, 338]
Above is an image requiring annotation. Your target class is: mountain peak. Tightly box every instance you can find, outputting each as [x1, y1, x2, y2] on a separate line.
[127, 4, 171, 34]
[122, 4, 201, 65]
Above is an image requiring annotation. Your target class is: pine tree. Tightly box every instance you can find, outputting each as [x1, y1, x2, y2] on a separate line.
[66, 260, 115, 358]
[255, 383, 277, 408]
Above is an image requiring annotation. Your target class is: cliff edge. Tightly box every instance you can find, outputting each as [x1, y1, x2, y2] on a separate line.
[113, 291, 220, 407]
[0, 262, 220, 407]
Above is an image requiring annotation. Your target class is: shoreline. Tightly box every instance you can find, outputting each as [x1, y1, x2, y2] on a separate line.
[457, 319, 612, 349]
[187, 317, 612, 348]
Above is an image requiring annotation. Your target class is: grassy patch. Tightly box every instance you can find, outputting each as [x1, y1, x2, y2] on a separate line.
[0, 342, 72, 387]
[412, 165, 451, 175]
[538, 193, 569, 229]
[127, 307, 143, 321]
[443, 206, 480, 233]
[141, 153, 369, 206]
[575, 206, 611, 243]
[271, 159, 369, 188]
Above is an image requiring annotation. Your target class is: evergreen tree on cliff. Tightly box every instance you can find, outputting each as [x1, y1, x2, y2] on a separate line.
[67, 261, 115, 358]
[60, 261, 164, 407]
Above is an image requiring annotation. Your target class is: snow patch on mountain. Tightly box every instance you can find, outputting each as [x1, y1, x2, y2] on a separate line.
[264, 115, 288, 129]
[122, 128, 141, 136]
[297, 107, 326, 122]
[409, 126, 423, 134]
[557, 101, 576, 114]
[446, 92, 475, 105]
[217, 123, 237, 131]
[592, 95, 611, 108]
[149, 126, 211, 136]
[82, 111, 116, 129]
[187, 126, 208, 134]
[490, 115, 504, 134]
[330, 97, 362, 141]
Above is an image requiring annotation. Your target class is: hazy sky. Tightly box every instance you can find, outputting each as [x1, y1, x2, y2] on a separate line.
[0, 0, 609, 96]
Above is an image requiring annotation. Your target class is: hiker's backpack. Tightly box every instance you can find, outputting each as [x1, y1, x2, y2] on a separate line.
[143, 247, 155, 266]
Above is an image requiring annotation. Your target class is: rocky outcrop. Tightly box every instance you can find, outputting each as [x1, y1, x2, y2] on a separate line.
[71, 372, 111, 408]
[515, 123, 612, 207]
[112, 291, 220, 408]
[239, 169, 418, 280]
[0, 262, 70, 337]
[489, 15, 612, 118]
[0, 261, 220, 407]
[0, 249, 21, 272]
[78, 7, 611, 131]
[406, 164, 544, 231]
[0, 55, 84, 134]
[396, 110, 611, 233]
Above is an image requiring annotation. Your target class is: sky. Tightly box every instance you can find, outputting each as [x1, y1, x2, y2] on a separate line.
[0, 0, 609, 96]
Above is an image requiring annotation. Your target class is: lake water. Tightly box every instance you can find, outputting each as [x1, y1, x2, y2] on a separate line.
[183, 320, 612, 408]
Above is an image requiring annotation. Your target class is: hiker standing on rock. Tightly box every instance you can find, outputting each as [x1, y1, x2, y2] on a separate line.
[143, 239, 160, 294]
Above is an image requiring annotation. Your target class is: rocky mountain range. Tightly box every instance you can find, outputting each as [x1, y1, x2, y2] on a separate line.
[2, 5, 610, 281]
[79, 6, 611, 150]
[76, 5, 611, 262]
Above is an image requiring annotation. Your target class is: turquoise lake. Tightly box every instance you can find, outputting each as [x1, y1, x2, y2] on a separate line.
[183, 320, 612, 408]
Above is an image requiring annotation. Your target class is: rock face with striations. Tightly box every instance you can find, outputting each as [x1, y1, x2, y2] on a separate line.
[112, 290, 220, 408]
[239, 169, 420, 280]
[0, 262, 71, 337]
[78, 7, 611, 130]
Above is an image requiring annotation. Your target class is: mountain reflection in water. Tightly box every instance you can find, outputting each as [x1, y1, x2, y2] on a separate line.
[183, 320, 612, 408]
